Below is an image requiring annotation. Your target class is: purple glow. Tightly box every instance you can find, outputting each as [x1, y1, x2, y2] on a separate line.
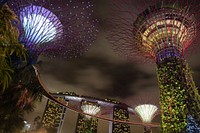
[9, 0, 98, 60]
[20, 5, 63, 46]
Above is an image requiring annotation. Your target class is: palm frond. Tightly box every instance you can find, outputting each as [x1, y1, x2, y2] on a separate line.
[0, 4, 27, 92]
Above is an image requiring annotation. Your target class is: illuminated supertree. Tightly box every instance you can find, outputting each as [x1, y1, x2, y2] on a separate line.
[107, 0, 200, 132]
[78, 101, 101, 133]
[49, 92, 134, 133]
[8, 0, 98, 64]
[81, 101, 101, 119]
[135, 104, 158, 133]
[0, 1, 98, 132]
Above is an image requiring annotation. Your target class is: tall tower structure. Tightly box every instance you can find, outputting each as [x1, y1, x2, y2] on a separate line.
[107, 0, 200, 132]
[8, 0, 98, 64]
[41, 97, 67, 133]
[111, 105, 131, 133]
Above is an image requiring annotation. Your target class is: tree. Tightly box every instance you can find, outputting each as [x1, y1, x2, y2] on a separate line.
[0, 4, 26, 92]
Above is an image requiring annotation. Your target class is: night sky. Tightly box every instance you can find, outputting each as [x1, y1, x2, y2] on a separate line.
[26, 0, 200, 132]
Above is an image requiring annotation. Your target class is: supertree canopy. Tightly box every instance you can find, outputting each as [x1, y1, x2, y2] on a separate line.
[81, 101, 101, 119]
[8, 0, 98, 63]
[135, 104, 158, 133]
[20, 5, 63, 47]
[135, 104, 158, 124]
[107, 0, 200, 132]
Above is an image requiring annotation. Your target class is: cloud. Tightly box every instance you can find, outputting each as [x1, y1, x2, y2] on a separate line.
[39, 55, 154, 99]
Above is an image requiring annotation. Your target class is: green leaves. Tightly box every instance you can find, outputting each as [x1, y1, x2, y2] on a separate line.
[0, 4, 27, 92]
[158, 57, 200, 132]
[184, 64, 200, 124]
[0, 65, 13, 92]
[0, 45, 27, 92]
[76, 114, 98, 133]
[157, 57, 188, 132]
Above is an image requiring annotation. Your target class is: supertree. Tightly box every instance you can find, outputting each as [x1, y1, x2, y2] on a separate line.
[135, 104, 158, 133]
[5, 0, 98, 109]
[8, 0, 98, 64]
[81, 101, 101, 119]
[106, 0, 200, 132]
[0, 0, 98, 132]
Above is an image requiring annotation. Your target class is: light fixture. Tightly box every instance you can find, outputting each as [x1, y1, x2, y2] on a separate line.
[81, 101, 101, 119]
[23, 121, 31, 132]
[135, 104, 158, 123]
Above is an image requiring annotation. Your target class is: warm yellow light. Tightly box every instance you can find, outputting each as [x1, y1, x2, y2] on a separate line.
[140, 18, 192, 57]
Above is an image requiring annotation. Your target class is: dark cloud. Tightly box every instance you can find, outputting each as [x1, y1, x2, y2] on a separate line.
[39, 55, 154, 99]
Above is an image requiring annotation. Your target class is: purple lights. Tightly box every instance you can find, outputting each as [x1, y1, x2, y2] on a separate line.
[20, 5, 63, 47]
[9, 0, 98, 60]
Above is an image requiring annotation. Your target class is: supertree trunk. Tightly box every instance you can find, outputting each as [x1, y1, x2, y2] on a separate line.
[157, 57, 188, 132]
[144, 126, 152, 133]
[75, 114, 98, 133]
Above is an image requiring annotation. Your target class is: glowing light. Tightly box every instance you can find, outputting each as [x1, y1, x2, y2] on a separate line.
[135, 104, 158, 123]
[9, 0, 98, 59]
[81, 103, 101, 119]
[106, 1, 198, 62]
[23, 121, 31, 132]
[20, 5, 63, 45]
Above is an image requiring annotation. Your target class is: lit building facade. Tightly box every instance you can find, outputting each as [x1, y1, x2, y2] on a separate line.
[75, 101, 100, 133]
[41, 98, 67, 133]
[110, 105, 130, 133]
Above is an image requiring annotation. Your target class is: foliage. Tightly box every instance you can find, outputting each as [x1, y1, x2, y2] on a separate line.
[13, 65, 44, 102]
[76, 114, 98, 133]
[157, 57, 188, 132]
[0, 65, 44, 132]
[0, 3, 44, 133]
[157, 57, 200, 132]
[0, 109, 25, 133]
[0, 84, 26, 133]
[0, 4, 27, 92]
[184, 64, 200, 125]
[187, 115, 200, 132]
[112, 106, 130, 133]
[0, 45, 27, 91]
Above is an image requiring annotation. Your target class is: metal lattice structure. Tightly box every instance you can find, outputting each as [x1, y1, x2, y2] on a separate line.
[135, 104, 158, 124]
[81, 101, 101, 119]
[106, 0, 200, 63]
[135, 104, 158, 133]
[8, 0, 98, 62]
[107, 0, 200, 132]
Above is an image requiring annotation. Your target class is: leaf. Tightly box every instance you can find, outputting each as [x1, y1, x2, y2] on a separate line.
[9, 48, 14, 55]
